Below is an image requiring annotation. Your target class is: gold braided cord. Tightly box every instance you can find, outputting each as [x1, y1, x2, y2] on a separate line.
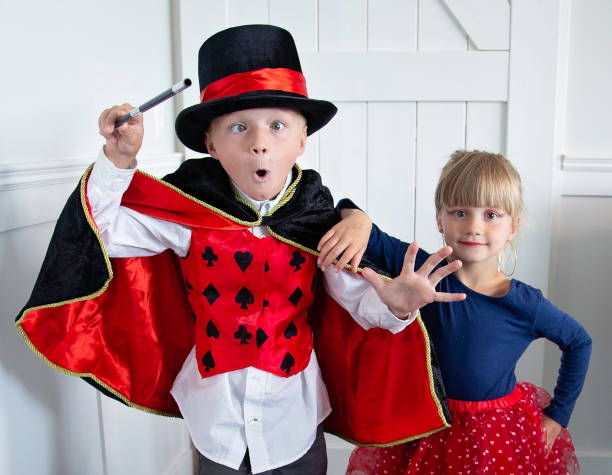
[138, 164, 262, 227]
[15, 166, 180, 418]
[336, 314, 451, 447]
[329, 424, 449, 448]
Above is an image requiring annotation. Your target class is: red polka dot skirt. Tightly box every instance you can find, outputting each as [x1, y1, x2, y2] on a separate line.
[346, 382, 579, 474]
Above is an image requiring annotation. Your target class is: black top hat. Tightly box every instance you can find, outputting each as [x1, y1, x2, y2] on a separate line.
[175, 24, 337, 154]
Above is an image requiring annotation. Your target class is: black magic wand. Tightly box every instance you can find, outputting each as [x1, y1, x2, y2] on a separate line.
[114, 78, 192, 127]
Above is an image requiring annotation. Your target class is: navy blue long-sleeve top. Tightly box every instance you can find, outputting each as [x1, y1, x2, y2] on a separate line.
[359, 219, 592, 427]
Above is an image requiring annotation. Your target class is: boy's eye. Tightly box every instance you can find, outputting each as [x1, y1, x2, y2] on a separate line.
[486, 212, 498, 219]
[270, 121, 285, 131]
[231, 124, 246, 132]
[453, 210, 466, 217]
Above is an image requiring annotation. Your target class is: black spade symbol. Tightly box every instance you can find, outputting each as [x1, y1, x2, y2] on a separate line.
[234, 251, 253, 272]
[202, 247, 218, 267]
[234, 325, 252, 345]
[290, 251, 306, 271]
[235, 287, 255, 310]
[206, 320, 220, 339]
[280, 352, 295, 375]
[202, 351, 215, 372]
[284, 321, 298, 339]
[256, 328, 268, 348]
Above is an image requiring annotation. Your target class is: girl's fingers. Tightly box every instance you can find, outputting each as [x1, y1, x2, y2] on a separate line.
[398, 242, 418, 276]
[433, 291, 466, 302]
[317, 229, 336, 251]
[317, 237, 340, 269]
[417, 245, 453, 276]
[349, 249, 365, 273]
[428, 259, 462, 286]
[361, 267, 385, 294]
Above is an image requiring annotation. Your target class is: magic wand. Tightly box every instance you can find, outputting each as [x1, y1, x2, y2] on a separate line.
[114, 78, 192, 127]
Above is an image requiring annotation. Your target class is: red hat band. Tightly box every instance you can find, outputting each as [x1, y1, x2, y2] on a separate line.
[200, 67, 308, 103]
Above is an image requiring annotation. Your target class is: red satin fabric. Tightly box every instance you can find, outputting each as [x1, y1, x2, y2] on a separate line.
[122, 172, 246, 230]
[19, 169, 451, 442]
[181, 228, 316, 378]
[21, 251, 194, 414]
[313, 293, 449, 445]
[449, 385, 522, 412]
[200, 68, 308, 102]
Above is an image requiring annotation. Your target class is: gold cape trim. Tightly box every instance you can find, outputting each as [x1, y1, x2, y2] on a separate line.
[15, 164, 180, 418]
[15, 161, 450, 430]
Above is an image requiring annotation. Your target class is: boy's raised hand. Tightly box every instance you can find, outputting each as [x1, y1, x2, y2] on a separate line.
[361, 242, 466, 319]
[317, 208, 372, 273]
[98, 104, 144, 169]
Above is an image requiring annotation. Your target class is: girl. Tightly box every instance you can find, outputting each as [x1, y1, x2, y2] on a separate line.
[318, 150, 591, 474]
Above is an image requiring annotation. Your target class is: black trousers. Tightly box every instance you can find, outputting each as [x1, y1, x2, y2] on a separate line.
[197, 425, 327, 474]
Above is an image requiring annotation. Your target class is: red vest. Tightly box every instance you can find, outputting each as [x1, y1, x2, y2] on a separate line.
[179, 227, 317, 378]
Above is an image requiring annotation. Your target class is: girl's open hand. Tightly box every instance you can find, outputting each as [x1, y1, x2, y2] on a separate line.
[361, 242, 466, 318]
[317, 208, 372, 273]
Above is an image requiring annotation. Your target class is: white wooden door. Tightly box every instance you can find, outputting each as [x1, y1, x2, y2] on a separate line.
[175, 1, 568, 472]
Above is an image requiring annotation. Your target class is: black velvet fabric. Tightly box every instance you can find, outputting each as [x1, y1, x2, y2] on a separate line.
[17, 184, 108, 318]
[163, 157, 389, 276]
[198, 25, 303, 89]
[162, 156, 338, 250]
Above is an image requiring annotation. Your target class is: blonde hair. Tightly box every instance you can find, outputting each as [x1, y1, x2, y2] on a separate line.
[434, 150, 523, 221]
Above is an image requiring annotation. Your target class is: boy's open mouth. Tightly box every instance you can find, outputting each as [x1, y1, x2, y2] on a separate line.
[256, 169, 268, 178]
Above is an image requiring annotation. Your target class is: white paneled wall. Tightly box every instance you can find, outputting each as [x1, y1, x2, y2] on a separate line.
[2, 0, 610, 473]
[1, 1, 191, 475]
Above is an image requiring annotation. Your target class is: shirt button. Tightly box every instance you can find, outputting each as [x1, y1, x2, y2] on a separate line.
[247, 417, 259, 424]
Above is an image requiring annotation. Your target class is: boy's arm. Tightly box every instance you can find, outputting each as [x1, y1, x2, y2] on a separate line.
[88, 151, 191, 257]
[90, 105, 191, 257]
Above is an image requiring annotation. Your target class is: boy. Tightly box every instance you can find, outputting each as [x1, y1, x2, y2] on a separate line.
[17, 25, 463, 474]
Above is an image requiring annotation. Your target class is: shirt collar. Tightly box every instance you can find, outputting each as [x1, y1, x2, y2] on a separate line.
[232, 172, 293, 217]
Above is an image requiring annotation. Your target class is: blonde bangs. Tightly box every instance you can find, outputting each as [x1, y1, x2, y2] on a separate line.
[435, 151, 523, 218]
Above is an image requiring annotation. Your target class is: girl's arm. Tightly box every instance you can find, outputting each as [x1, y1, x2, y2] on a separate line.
[318, 198, 428, 276]
[533, 296, 592, 436]
[317, 206, 372, 272]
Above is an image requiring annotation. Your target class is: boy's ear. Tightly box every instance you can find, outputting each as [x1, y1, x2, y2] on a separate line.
[436, 213, 443, 233]
[204, 132, 218, 159]
[298, 125, 307, 155]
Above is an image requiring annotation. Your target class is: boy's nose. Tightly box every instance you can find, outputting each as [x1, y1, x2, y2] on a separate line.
[250, 128, 268, 155]
[252, 144, 268, 154]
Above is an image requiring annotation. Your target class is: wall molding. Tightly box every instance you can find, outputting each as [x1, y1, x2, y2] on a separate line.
[562, 155, 612, 172]
[0, 153, 185, 233]
[302, 51, 509, 101]
[561, 155, 612, 197]
[0, 153, 184, 191]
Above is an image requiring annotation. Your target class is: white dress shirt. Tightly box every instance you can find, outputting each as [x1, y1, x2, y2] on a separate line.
[87, 150, 414, 473]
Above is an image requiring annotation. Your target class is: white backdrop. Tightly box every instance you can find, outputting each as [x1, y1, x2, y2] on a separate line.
[1, 1, 610, 474]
